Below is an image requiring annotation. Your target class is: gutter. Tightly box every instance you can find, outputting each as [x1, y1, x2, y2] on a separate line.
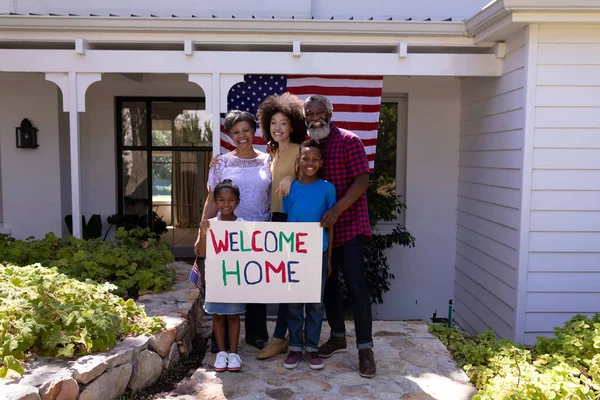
[0, 15, 467, 37]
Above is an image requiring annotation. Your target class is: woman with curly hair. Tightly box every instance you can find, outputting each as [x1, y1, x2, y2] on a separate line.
[258, 92, 308, 214]
[255, 92, 307, 360]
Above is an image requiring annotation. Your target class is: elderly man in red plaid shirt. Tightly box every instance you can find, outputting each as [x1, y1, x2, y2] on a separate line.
[304, 94, 376, 378]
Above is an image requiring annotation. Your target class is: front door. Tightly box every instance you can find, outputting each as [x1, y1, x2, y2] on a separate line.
[116, 97, 212, 257]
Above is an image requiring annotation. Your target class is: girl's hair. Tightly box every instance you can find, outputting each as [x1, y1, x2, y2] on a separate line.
[300, 139, 322, 155]
[213, 179, 241, 200]
[223, 110, 257, 134]
[257, 93, 307, 150]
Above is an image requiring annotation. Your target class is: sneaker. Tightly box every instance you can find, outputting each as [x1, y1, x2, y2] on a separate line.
[318, 336, 347, 358]
[358, 348, 376, 378]
[257, 337, 288, 360]
[305, 351, 324, 370]
[227, 353, 242, 372]
[283, 351, 303, 369]
[214, 351, 228, 372]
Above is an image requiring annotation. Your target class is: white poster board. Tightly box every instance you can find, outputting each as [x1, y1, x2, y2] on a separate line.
[204, 221, 323, 303]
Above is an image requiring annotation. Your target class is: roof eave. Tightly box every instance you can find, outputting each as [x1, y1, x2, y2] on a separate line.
[466, 0, 600, 42]
[0, 15, 467, 37]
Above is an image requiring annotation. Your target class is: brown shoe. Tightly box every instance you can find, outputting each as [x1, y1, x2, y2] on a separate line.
[358, 349, 376, 378]
[256, 338, 288, 360]
[318, 336, 347, 358]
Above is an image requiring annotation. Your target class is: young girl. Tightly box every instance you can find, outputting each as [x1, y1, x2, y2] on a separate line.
[199, 179, 245, 372]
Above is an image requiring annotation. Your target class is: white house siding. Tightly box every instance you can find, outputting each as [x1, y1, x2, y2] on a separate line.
[454, 29, 528, 340]
[373, 76, 460, 321]
[523, 25, 600, 344]
[0, 73, 63, 239]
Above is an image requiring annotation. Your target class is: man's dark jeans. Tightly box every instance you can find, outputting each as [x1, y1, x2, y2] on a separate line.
[323, 235, 373, 349]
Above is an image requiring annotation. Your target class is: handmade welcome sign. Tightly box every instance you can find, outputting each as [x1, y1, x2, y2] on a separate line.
[205, 221, 323, 303]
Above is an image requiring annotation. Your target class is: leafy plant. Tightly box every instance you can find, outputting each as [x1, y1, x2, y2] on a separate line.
[106, 197, 168, 240]
[64, 213, 103, 239]
[429, 314, 600, 400]
[0, 263, 165, 377]
[0, 228, 175, 298]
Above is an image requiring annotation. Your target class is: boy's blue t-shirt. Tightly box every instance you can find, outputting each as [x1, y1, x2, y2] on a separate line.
[282, 179, 337, 251]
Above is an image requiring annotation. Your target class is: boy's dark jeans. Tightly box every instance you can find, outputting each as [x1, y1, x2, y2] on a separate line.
[288, 252, 327, 352]
[324, 235, 373, 349]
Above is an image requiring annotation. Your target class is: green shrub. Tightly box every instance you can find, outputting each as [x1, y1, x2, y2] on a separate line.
[0, 263, 165, 377]
[0, 228, 175, 298]
[429, 314, 600, 399]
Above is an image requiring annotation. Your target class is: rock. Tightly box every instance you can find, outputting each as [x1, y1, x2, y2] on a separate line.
[128, 350, 163, 391]
[402, 393, 436, 400]
[18, 363, 71, 389]
[265, 388, 294, 400]
[399, 351, 436, 368]
[148, 328, 177, 357]
[40, 378, 78, 400]
[79, 363, 132, 400]
[339, 384, 372, 397]
[69, 356, 107, 385]
[0, 384, 41, 400]
[105, 336, 148, 369]
[374, 331, 408, 337]
[175, 319, 189, 341]
[391, 338, 416, 350]
[286, 378, 332, 392]
[163, 343, 180, 370]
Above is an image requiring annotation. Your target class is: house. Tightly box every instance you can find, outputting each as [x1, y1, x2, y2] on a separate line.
[1, 0, 599, 345]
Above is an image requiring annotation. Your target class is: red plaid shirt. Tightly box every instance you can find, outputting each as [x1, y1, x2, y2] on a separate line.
[319, 123, 372, 247]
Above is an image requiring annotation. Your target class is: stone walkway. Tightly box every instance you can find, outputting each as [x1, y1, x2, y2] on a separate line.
[157, 320, 476, 400]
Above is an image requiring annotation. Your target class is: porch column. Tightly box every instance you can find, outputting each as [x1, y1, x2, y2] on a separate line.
[45, 72, 102, 238]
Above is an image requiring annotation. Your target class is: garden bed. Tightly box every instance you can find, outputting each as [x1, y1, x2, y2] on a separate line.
[0, 261, 210, 400]
[430, 314, 600, 400]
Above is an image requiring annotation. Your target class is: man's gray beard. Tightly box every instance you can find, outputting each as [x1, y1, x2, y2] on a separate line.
[307, 125, 330, 140]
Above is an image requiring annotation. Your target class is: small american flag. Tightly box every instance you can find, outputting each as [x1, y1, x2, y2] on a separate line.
[220, 75, 383, 170]
[189, 259, 202, 290]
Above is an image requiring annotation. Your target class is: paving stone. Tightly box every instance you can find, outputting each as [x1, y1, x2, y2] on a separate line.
[402, 392, 436, 400]
[339, 384, 373, 397]
[265, 388, 294, 400]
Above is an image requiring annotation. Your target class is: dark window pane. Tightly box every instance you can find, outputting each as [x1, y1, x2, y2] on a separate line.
[374, 102, 398, 195]
[122, 102, 147, 146]
[122, 150, 148, 217]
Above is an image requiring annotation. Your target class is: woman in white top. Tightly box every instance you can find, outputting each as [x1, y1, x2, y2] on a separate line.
[195, 110, 272, 350]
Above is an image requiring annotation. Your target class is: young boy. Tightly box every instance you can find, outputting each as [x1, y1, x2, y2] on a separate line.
[281, 139, 336, 370]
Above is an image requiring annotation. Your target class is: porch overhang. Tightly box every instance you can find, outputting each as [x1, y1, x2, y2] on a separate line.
[467, 0, 600, 43]
[0, 49, 502, 77]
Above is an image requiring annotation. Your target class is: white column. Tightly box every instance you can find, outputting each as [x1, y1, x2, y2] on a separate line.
[67, 72, 82, 238]
[211, 73, 221, 157]
[45, 72, 101, 238]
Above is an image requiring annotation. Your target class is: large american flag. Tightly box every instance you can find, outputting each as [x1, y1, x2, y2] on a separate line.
[220, 75, 383, 170]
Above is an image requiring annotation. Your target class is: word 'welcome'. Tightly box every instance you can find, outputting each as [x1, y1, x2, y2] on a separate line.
[210, 229, 308, 254]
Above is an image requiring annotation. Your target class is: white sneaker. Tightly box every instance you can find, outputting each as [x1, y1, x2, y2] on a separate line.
[214, 351, 228, 372]
[227, 353, 242, 371]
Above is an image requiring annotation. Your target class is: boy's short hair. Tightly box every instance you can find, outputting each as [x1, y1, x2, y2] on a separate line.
[300, 139, 322, 154]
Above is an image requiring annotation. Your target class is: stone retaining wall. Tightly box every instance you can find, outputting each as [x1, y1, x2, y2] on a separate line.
[0, 262, 210, 400]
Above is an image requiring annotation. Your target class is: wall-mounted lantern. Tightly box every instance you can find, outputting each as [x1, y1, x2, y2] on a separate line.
[16, 119, 39, 149]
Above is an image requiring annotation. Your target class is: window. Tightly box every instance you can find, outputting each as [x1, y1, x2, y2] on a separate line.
[373, 97, 408, 223]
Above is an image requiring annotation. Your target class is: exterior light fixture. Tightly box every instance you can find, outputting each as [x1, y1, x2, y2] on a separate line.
[16, 119, 39, 149]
